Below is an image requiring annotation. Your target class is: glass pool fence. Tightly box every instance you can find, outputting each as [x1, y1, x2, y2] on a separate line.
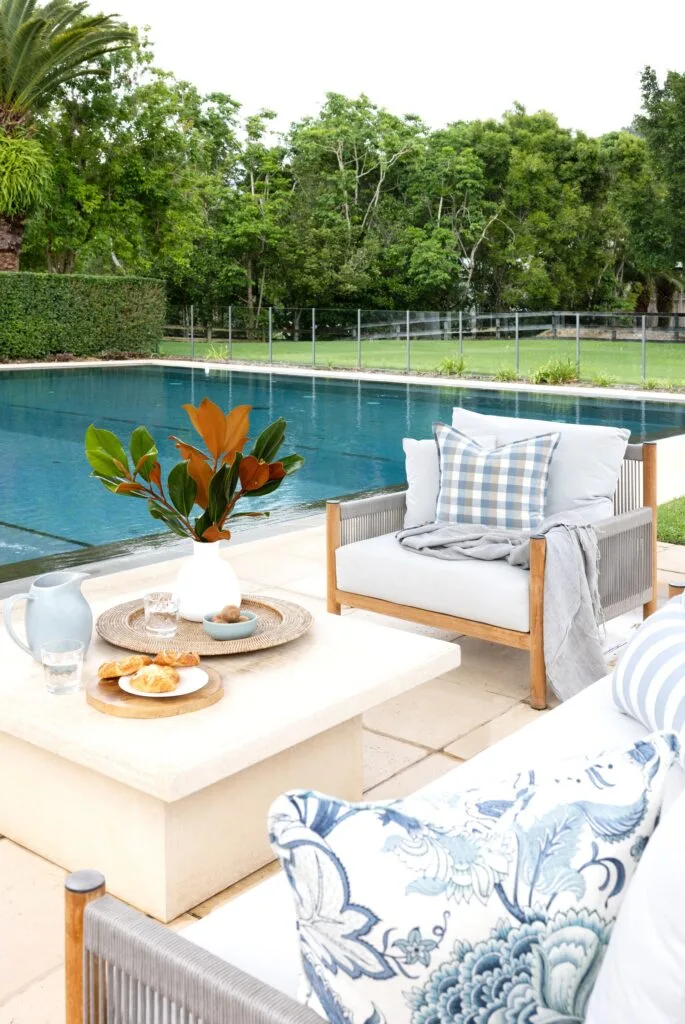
[158, 308, 685, 387]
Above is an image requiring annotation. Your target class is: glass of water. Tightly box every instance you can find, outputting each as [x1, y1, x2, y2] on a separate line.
[41, 639, 84, 695]
[143, 591, 180, 637]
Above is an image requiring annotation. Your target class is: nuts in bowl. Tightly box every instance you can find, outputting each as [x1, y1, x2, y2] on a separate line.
[203, 607, 258, 641]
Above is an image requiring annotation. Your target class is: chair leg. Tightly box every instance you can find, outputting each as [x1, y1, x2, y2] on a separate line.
[530, 634, 547, 711]
[529, 536, 547, 710]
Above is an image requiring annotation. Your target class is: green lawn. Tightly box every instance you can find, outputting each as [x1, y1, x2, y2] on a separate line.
[658, 496, 685, 544]
[157, 335, 685, 386]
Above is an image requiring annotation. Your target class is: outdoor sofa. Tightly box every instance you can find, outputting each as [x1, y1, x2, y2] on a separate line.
[65, 671, 684, 1024]
[327, 410, 658, 710]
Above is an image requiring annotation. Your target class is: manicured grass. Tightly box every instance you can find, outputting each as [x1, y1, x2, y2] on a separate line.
[158, 335, 685, 386]
[658, 496, 685, 545]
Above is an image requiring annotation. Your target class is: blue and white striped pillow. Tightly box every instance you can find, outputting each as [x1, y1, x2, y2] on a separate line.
[613, 597, 685, 744]
[434, 422, 560, 531]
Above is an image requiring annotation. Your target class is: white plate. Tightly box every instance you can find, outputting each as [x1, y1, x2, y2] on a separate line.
[118, 666, 208, 699]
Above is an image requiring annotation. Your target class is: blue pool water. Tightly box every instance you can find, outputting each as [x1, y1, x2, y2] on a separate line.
[1, 365, 684, 568]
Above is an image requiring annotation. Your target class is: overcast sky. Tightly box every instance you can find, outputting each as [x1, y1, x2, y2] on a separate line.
[98, 0, 685, 137]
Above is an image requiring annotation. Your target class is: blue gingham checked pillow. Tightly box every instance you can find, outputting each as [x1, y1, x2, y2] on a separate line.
[434, 422, 560, 530]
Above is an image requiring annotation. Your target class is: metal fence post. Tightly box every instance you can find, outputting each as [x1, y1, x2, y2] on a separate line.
[575, 312, 580, 377]
[357, 309, 362, 370]
[514, 311, 520, 373]
[406, 309, 411, 373]
[458, 310, 463, 356]
[268, 306, 273, 364]
[641, 314, 647, 384]
[190, 304, 195, 361]
[227, 305, 232, 361]
[311, 307, 316, 366]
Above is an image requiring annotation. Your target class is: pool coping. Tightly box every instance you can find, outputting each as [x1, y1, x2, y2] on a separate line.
[2, 356, 685, 404]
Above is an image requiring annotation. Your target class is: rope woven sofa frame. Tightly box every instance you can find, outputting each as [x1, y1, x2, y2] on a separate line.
[326, 442, 658, 712]
[64, 872, 321, 1024]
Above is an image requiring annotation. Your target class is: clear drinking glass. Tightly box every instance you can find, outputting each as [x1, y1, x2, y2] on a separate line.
[143, 591, 180, 637]
[41, 639, 84, 694]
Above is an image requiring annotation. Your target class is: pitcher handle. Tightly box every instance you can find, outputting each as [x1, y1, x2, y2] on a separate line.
[3, 593, 33, 656]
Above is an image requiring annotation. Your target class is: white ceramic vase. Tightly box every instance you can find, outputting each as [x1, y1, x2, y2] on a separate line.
[175, 541, 241, 622]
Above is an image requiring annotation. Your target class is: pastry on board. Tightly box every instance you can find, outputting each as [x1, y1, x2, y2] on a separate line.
[128, 664, 179, 693]
[98, 654, 152, 679]
[153, 650, 201, 668]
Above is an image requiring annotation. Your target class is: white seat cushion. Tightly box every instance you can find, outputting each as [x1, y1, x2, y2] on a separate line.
[335, 531, 530, 632]
[182, 677, 685, 996]
[180, 872, 302, 999]
[451, 407, 629, 518]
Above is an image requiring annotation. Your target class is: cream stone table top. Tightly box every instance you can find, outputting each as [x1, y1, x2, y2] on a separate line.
[0, 568, 461, 803]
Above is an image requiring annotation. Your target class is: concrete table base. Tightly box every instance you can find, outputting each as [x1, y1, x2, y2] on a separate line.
[0, 718, 362, 922]
[0, 557, 460, 923]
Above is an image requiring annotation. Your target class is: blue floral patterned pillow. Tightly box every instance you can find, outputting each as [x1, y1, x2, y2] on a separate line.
[269, 732, 679, 1024]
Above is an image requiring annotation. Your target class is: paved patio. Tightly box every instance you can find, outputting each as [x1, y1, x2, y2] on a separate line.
[1, 524, 683, 1023]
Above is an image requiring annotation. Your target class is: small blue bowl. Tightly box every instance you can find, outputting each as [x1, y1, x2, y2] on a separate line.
[202, 609, 258, 641]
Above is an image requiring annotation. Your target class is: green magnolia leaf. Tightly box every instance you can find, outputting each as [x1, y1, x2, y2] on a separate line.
[241, 478, 281, 499]
[86, 425, 130, 475]
[280, 453, 305, 475]
[92, 473, 120, 493]
[224, 452, 243, 503]
[147, 500, 189, 538]
[168, 461, 197, 516]
[207, 464, 230, 523]
[252, 418, 286, 463]
[130, 426, 158, 481]
[194, 509, 214, 540]
[86, 447, 124, 478]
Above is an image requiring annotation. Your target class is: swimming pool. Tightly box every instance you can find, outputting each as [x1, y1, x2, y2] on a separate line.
[2, 364, 684, 568]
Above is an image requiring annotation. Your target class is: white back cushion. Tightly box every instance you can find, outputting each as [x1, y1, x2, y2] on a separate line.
[403, 432, 496, 528]
[451, 407, 630, 516]
[586, 788, 685, 1024]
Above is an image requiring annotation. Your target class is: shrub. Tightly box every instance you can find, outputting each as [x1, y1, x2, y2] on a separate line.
[591, 373, 617, 388]
[644, 378, 661, 390]
[437, 355, 466, 377]
[530, 358, 577, 385]
[494, 366, 522, 382]
[204, 344, 228, 361]
[0, 272, 165, 360]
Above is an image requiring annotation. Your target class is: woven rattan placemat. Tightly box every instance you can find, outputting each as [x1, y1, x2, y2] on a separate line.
[96, 595, 313, 656]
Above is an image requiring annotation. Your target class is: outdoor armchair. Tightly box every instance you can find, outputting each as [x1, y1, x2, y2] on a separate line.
[326, 442, 657, 710]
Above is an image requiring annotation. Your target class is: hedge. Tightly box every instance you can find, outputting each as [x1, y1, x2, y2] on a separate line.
[0, 272, 166, 360]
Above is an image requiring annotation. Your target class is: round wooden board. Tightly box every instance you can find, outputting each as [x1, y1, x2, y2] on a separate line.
[86, 666, 223, 719]
[96, 595, 312, 657]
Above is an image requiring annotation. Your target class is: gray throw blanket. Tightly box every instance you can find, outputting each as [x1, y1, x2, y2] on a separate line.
[397, 504, 608, 701]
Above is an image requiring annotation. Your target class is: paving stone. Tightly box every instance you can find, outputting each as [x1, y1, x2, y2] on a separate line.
[363, 754, 461, 800]
[363, 731, 427, 790]
[0, 841, 65, 1005]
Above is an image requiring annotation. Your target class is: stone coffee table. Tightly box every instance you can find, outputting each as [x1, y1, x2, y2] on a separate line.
[0, 596, 460, 922]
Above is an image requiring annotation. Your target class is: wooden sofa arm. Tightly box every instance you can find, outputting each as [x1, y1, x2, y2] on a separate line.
[65, 872, 320, 1024]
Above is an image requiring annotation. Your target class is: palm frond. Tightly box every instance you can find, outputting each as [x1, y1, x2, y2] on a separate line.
[0, 0, 134, 124]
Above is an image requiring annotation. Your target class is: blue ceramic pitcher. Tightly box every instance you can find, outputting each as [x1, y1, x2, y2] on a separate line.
[3, 571, 93, 661]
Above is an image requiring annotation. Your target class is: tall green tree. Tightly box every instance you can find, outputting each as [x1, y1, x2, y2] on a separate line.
[0, 0, 132, 269]
[633, 67, 685, 310]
